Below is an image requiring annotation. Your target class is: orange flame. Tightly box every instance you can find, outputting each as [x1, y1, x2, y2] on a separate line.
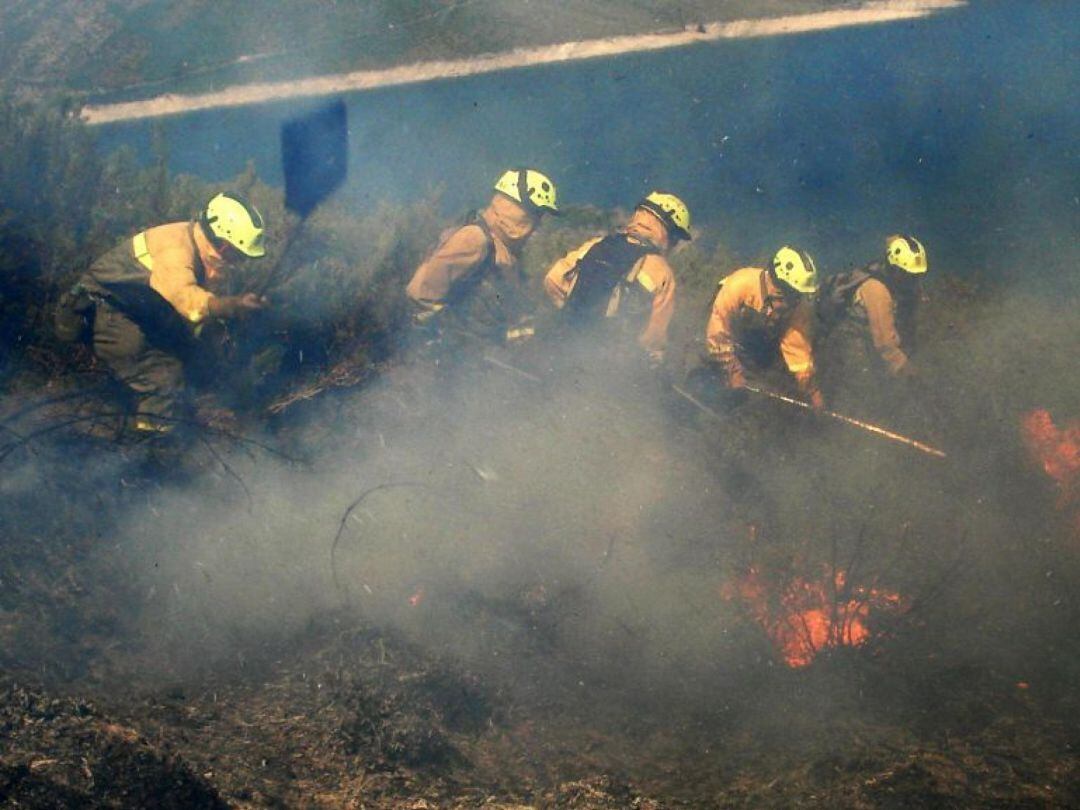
[1021, 409, 1080, 534]
[1021, 409, 1080, 494]
[408, 587, 425, 607]
[724, 567, 905, 668]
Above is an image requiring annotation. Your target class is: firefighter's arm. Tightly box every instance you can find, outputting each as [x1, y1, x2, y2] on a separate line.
[405, 225, 489, 309]
[542, 236, 602, 309]
[635, 255, 675, 363]
[704, 279, 746, 387]
[148, 249, 216, 324]
[782, 304, 823, 408]
[859, 279, 909, 375]
[207, 292, 268, 318]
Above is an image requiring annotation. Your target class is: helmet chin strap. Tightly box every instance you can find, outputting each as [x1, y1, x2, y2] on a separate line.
[198, 215, 228, 253]
[516, 169, 529, 207]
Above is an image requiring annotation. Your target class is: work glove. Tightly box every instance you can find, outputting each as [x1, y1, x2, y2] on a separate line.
[725, 363, 747, 391]
[795, 371, 824, 411]
[208, 292, 268, 319]
[894, 359, 919, 380]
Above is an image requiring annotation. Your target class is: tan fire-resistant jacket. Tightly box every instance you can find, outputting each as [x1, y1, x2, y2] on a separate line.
[543, 210, 676, 357]
[853, 277, 909, 375]
[705, 266, 816, 388]
[405, 194, 536, 310]
[86, 221, 226, 324]
[142, 221, 228, 323]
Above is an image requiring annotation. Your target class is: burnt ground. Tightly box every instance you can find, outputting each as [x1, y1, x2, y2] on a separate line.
[3, 284, 1080, 807]
[1, 609, 1078, 808]
[2, 375, 1079, 808]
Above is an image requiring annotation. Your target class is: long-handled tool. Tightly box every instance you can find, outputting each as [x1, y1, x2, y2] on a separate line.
[744, 384, 947, 459]
[671, 383, 724, 421]
[672, 382, 946, 459]
[256, 98, 349, 296]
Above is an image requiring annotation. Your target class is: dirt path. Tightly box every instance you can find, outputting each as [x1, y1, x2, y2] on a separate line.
[81, 0, 965, 125]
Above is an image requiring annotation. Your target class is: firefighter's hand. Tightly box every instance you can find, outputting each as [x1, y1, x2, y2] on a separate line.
[210, 293, 267, 318]
[726, 366, 747, 390]
[235, 292, 268, 311]
[894, 359, 919, 379]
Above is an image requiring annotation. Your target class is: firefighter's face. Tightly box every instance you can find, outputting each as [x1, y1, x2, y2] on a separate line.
[217, 241, 249, 266]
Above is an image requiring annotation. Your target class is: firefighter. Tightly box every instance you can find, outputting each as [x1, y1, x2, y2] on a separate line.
[818, 234, 928, 377]
[702, 246, 823, 408]
[542, 191, 690, 366]
[66, 192, 268, 433]
[405, 168, 558, 348]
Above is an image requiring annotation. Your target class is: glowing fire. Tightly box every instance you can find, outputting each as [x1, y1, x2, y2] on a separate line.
[724, 567, 905, 668]
[408, 587, 425, 607]
[1021, 409, 1080, 504]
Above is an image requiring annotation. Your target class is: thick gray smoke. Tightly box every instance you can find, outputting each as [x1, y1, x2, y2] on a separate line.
[3, 1, 1077, 730]
[101, 346, 758, 693]
[73, 272, 1073, 713]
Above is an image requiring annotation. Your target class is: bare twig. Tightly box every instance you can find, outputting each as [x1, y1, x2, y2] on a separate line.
[0, 383, 114, 427]
[145, 413, 305, 464]
[330, 481, 429, 601]
[481, 353, 541, 383]
[198, 435, 254, 513]
[829, 533, 840, 649]
[0, 412, 127, 463]
[904, 531, 970, 619]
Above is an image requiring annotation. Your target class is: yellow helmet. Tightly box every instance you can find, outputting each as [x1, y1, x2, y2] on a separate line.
[886, 234, 928, 274]
[771, 246, 819, 294]
[493, 168, 558, 213]
[202, 192, 266, 258]
[637, 191, 691, 241]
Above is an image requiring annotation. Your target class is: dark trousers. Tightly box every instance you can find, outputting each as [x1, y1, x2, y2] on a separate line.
[92, 301, 184, 431]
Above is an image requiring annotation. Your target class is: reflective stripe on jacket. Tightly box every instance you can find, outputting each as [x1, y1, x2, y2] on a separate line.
[85, 222, 215, 325]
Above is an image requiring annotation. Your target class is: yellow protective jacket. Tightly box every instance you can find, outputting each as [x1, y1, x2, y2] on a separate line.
[852, 276, 909, 375]
[543, 210, 676, 358]
[85, 221, 223, 326]
[705, 266, 816, 388]
[405, 193, 535, 311]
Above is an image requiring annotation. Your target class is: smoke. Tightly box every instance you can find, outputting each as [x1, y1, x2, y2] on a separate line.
[3, 2, 1078, 743]
[66, 274, 1073, 720]
[100, 346, 753, 693]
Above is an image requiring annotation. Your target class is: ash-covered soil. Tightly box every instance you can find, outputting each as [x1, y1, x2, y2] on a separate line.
[3, 281, 1080, 807]
[2, 613, 1078, 808]
[2, 379, 1079, 808]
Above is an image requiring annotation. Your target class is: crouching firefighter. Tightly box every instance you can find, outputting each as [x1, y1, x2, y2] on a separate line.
[542, 191, 690, 367]
[818, 234, 929, 377]
[699, 246, 824, 409]
[405, 168, 558, 357]
[56, 192, 268, 434]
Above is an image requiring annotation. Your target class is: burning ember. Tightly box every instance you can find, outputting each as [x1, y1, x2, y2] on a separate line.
[724, 567, 905, 668]
[408, 587, 426, 607]
[1020, 409, 1080, 505]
